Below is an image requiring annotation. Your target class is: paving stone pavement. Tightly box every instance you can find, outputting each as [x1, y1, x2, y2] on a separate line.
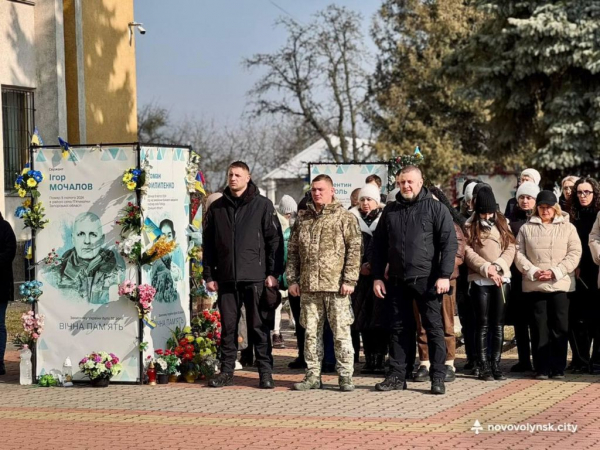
[1, 325, 598, 450]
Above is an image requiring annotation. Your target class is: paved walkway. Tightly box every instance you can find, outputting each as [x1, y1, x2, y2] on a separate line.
[1, 328, 598, 449]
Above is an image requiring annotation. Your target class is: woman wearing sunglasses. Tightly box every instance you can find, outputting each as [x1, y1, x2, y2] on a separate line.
[568, 178, 600, 374]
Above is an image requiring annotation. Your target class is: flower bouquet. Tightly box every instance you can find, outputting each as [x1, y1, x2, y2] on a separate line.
[151, 349, 181, 383]
[14, 164, 43, 198]
[118, 280, 156, 320]
[140, 235, 177, 265]
[117, 235, 142, 264]
[116, 202, 142, 235]
[79, 351, 122, 386]
[122, 167, 146, 191]
[41, 249, 62, 266]
[12, 311, 44, 350]
[18, 280, 43, 303]
[21, 201, 49, 231]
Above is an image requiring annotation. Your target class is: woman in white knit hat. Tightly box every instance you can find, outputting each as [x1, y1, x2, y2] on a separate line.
[505, 168, 542, 218]
[349, 184, 387, 374]
[506, 182, 540, 373]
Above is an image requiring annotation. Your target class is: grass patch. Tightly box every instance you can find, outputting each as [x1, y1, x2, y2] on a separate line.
[6, 303, 30, 340]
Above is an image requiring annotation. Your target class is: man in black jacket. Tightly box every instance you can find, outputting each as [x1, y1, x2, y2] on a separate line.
[371, 166, 457, 395]
[203, 161, 283, 389]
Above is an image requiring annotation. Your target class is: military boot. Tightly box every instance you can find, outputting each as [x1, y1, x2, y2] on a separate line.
[293, 373, 322, 391]
[339, 376, 355, 392]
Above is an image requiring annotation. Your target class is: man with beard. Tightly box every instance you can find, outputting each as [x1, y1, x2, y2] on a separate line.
[372, 166, 457, 395]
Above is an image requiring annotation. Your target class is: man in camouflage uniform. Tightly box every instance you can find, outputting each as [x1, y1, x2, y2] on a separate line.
[287, 174, 362, 391]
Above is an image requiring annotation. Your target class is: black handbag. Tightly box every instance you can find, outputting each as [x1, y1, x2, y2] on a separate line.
[260, 286, 282, 311]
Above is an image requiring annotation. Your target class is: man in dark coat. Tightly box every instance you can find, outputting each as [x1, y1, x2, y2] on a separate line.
[371, 166, 457, 395]
[0, 213, 17, 375]
[203, 161, 283, 389]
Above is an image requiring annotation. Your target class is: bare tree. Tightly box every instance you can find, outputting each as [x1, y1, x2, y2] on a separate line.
[244, 5, 372, 162]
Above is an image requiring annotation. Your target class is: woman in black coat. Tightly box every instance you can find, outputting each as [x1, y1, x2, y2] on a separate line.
[0, 212, 17, 375]
[349, 185, 386, 374]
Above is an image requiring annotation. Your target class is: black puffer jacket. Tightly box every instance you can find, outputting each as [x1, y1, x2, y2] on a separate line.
[203, 181, 283, 284]
[371, 187, 457, 281]
[0, 217, 16, 303]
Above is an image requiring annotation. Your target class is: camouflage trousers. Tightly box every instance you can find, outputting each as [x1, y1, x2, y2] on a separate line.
[300, 292, 355, 378]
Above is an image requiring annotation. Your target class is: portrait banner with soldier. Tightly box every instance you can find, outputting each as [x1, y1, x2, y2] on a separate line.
[139, 146, 191, 357]
[34, 145, 140, 382]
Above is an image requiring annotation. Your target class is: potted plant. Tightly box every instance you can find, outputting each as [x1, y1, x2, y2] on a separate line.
[154, 349, 181, 382]
[79, 352, 122, 387]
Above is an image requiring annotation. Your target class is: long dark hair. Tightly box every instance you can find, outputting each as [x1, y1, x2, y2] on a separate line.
[467, 211, 515, 250]
[568, 177, 600, 221]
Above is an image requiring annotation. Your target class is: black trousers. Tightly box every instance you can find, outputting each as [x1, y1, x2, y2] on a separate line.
[288, 294, 305, 361]
[568, 283, 596, 368]
[470, 283, 508, 364]
[388, 277, 446, 380]
[363, 330, 389, 356]
[511, 282, 535, 367]
[218, 282, 273, 374]
[456, 273, 477, 363]
[529, 291, 569, 375]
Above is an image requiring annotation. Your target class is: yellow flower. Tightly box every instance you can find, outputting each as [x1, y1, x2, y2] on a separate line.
[14, 183, 20, 190]
[23, 199, 32, 208]
[27, 178, 37, 188]
[127, 181, 137, 190]
[183, 326, 192, 333]
[62, 150, 69, 159]
[123, 173, 133, 182]
[186, 335, 194, 342]
[21, 168, 29, 175]
[18, 189, 26, 198]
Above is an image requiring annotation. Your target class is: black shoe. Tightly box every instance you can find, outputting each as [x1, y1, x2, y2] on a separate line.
[0, 366, 5, 376]
[571, 365, 588, 374]
[208, 372, 234, 388]
[361, 354, 376, 374]
[239, 355, 254, 368]
[414, 365, 429, 382]
[478, 362, 494, 381]
[463, 360, 475, 371]
[470, 366, 481, 377]
[491, 361, 507, 381]
[259, 372, 275, 389]
[375, 375, 407, 392]
[288, 357, 307, 369]
[373, 354, 387, 375]
[321, 362, 336, 373]
[589, 364, 600, 375]
[535, 373, 549, 380]
[550, 371, 565, 380]
[510, 362, 534, 373]
[445, 365, 456, 382]
[431, 378, 445, 395]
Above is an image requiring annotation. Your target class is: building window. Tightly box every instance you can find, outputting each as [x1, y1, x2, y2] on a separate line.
[1, 87, 35, 191]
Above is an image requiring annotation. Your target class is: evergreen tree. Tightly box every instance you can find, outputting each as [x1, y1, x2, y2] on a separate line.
[368, 0, 492, 184]
[447, 1, 600, 172]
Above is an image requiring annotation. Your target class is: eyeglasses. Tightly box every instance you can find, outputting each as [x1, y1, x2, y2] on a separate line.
[577, 190, 593, 197]
[563, 187, 573, 192]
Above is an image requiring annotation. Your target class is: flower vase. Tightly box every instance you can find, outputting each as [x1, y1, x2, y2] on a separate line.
[184, 371, 196, 383]
[157, 373, 169, 384]
[168, 374, 179, 383]
[91, 377, 110, 388]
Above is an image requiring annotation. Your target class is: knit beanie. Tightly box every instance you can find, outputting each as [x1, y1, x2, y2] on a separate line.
[386, 188, 399, 204]
[464, 182, 477, 203]
[521, 168, 541, 186]
[475, 187, 497, 214]
[277, 195, 297, 215]
[359, 184, 381, 202]
[516, 182, 540, 200]
[206, 192, 223, 210]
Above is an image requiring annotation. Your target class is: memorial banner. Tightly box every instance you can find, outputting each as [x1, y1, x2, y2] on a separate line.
[34, 146, 140, 382]
[140, 146, 190, 355]
[309, 163, 389, 208]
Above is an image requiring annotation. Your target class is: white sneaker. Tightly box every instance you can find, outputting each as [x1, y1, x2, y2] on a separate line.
[235, 360, 243, 370]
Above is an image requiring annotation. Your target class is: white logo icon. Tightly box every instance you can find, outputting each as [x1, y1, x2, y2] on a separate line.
[471, 420, 483, 435]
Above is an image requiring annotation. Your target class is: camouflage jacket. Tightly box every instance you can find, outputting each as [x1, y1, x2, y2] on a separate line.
[286, 200, 362, 293]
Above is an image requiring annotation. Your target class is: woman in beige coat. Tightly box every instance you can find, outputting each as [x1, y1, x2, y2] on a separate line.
[515, 191, 582, 380]
[465, 187, 516, 382]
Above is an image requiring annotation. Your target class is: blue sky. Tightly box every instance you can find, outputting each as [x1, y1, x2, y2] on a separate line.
[134, 0, 381, 125]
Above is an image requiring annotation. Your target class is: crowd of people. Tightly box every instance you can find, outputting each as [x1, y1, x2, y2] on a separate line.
[185, 162, 600, 394]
